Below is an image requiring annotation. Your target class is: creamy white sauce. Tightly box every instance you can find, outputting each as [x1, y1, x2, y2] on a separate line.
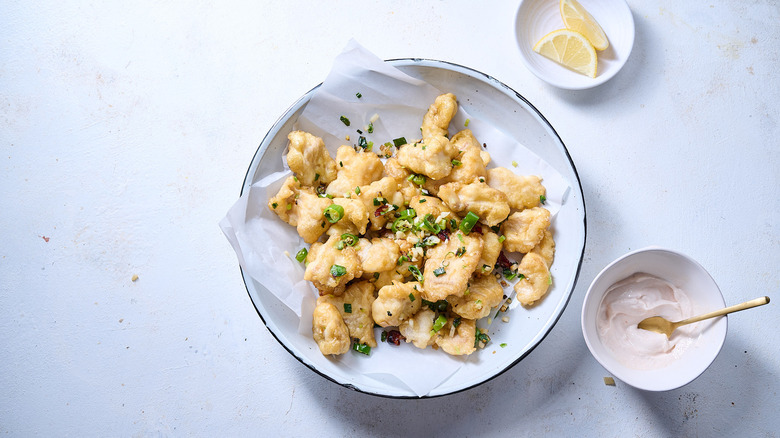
[597, 273, 699, 370]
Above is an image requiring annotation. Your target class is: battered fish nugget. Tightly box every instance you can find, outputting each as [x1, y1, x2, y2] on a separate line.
[319, 281, 377, 347]
[286, 131, 338, 187]
[398, 309, 436, 349]
[502, 207, 551, 254]
[409, 195, 454, 222]
[312, 301, 350, 355]
[304, 234, 363, 295]
[325, 146, 384, 197]
[421, 93, 458, 139]
[514, 252, 551, 306]
[437, 181, 511, 227]
[356, 237, 401, 274]
[486, 167, 546, 211]
[442, 129, 488, 185]
[448, 274, 504, 320]
[267, 176, 332, 244]
[530, 229, 555, 268]
[476, 231, 502, 275]
[372, 281, 423, 327]
[396, 136, 459, 180]
[356, 177, 403, 231]
[422, 230, 483, 301]
[434, 317, 476, 356]
[383, 157, 419, 203]
[330, 197, 369, 236]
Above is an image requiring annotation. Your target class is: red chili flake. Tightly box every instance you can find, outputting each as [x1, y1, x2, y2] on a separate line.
[471, 224, 483, 234]
[40, 235, 50, 242]
[496, 251, 512, 269]
[386, 330, 405, 346]
[374, 204, 389, 217]
[436, 228, 450, 242]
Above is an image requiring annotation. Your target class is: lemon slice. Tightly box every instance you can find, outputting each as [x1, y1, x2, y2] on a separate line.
[533, 29, 598, 78]
[560, 0, 609, 51]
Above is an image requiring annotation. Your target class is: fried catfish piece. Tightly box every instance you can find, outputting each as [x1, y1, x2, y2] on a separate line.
[356, 176, 403, 231]
[267, 176, 332, 243]
[437, 181, 511, 227]
[304, 234, 363, 295]
[502, 207, 551, 254]
[372, 281, 423, 327]
[286, 131, 338, 187]
[530, 229, 555, 268]
[396, 136, 459, 180]
[398, 308, 437, 349]
[421, 93, 458, 139]
[486, 167, 546, 211]
[422, 230, 483, 301]
[356, 237, 401, 274]
[434, 317, 476, 356]
[514, 252, 552, 306]
[312, 301, 350, 355]
[448, 274, 504, 320]
[325, 145, 384, 197]
[476, 231, 502, 276]
[318, 281, 377, 347]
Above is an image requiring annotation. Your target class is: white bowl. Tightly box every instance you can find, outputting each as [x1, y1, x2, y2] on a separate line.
[516, 0, 635, 90]
[240, 59, 587, 398]
[581, 247, 727, 391]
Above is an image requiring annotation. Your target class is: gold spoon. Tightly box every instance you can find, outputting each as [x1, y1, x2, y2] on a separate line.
[637, 296, 770, 338]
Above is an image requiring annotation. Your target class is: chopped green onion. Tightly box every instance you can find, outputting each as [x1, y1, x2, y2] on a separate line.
[286, 203, 292, 211]
[367, 122, 374, 133]
[343, 303, 352, 313]
[498, 235, 506, 244]
[358, 136, 368, 150]
[540, 194, 547, 205]
[459, 211, 480, 234]
[464, 119, 470, 127]
[354, 186, 361, 195]
[408, 265, 424, 283]
[433, 267, 446, 277]
[330, 264, 346, 278]
[548, 275, 553, 285]
[393, 137, 407, 147]
[295, 248, 308, 263]
[453, 317, 461, 328]
[451, 159, 462, 166]
[314, 173, 320, 181]
[352, 342, 371, 355]
[455, 246, 466, 257]
[408, 293, 416, 302]
[271, 202, 278, 209]
[397, 255, 409, 265]
[355, 92, 362, 98]
[431, 315, 447, 333]
[340, 115, 350, 126]
[381, 331, 387, 342]
[419, 214, 441, 234]
[407, 173, 426, 186]
[511, 160, 518, 167]
[323, 204, 345, 223]
[418, 199, 427, 203]
[422, 299, 448, 312]
[500, 343, 507, 348]
[474, 331, 491, 347]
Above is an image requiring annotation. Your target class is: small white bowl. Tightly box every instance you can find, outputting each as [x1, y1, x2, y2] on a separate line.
[515, 0, 635, 90]
[581, 247, 727, 391]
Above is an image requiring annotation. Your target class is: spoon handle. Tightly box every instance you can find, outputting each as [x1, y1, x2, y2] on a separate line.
[677, 296, 770, 326]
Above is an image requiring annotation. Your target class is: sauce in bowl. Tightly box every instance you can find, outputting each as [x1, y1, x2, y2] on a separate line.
[597, 273, 699, 370]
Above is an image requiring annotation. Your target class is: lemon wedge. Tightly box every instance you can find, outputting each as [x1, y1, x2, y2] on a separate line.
[560, 0, 609, 51]
[533, 29, 598, 78]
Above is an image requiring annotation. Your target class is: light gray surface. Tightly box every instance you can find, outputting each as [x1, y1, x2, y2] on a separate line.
[1, 1, 777, 436]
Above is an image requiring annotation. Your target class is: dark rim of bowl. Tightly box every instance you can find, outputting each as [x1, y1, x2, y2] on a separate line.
[236, 58, 587, 399]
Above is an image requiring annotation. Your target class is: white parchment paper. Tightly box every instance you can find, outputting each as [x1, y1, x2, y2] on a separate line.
[220, 39, 571, 396]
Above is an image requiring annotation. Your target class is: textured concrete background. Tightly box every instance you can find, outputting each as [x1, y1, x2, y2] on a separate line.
[1, 1, 778, 436]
